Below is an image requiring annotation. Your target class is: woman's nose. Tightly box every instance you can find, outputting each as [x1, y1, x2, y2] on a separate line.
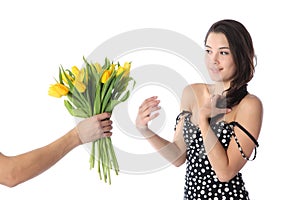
[211, 53, 219, 65]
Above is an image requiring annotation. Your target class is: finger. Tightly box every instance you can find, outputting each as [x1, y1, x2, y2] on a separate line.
[102, 125, 113, 132]
[143, 96, 158, 103]
[149, 112, 160, 120]
[214, 108, 231, 116]
[102, 132, 112, 138]
[102, 112, 111, 119]
[145, 105, 161, 120]
[148, 105, 161, 115]
[210, 94, 220, 103]
[151, 105, 161, 112]
[96, 112, 111, 121]
[224, 108, 232, 113]
[142, 104, 161, 119]
[139, 101, 160, 114]
[140, 96, 159, 108]
[140, 96, 157, 109]
[100, 120, 112, 127]
[139, 100, 160, 115]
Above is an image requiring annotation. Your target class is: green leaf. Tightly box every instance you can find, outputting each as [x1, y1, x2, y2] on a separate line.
[67, 93, 84, 108]
[105, 100, 120, 113]
[64, 99, 74, 111]
[93, 83, 102, 115]
[85, 63, 95, 109]
[101, 78, 117, 113]
[59, 66, 63, 84]
[114, 77, 136, 100]
[101, 71, 116, 101]
[104, 57, 110, 69]
[64, 100, 89, 118]
[119, 90, 130, 102]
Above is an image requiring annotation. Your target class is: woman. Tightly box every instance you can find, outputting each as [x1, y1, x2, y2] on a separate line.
[136, 19, 263, 199]
[0, 113, 112, 188]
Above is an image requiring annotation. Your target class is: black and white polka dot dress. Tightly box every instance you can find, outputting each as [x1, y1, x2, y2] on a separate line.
[175, 111, 258, 200]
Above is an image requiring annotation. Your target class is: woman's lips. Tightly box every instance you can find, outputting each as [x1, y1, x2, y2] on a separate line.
[209, 66, 223, 73]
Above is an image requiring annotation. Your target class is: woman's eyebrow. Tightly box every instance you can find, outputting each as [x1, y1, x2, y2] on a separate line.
[219, 46, 230, 50]
[205, 45, 230, 50]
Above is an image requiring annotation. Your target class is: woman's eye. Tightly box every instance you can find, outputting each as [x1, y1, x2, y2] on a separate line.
[205, 49, 212, 54]
[220, 51, 229, 55]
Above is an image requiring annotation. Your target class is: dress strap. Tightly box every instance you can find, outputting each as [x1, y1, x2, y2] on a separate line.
[229, 122, 259, 147]
[229, 121, 259, 161]
[174, 110, 191, 131]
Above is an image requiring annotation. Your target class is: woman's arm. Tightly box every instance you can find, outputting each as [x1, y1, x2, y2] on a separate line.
[135, 94, 189, 167]
[0, 113, 112, 187]
[199, 94, 263, 182]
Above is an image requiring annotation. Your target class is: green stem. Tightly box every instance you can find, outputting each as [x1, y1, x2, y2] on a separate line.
[108, 137, 119, 175]
[97, 140, 102, 180]
[101, 138, 108, 183]
[89, 141, 95, 169]
[105, 138, 112, 184]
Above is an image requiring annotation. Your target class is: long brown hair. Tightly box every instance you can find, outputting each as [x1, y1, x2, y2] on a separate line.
[204, 19, 256, 109]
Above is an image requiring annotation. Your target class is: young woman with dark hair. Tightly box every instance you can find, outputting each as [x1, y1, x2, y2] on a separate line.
[136, 19, 263, 199]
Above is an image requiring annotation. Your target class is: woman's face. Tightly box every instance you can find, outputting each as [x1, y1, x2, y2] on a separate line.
[205, 32, 236, 86]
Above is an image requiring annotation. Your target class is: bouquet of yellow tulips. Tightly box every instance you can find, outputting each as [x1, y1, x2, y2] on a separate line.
[48, 57, 135, 184]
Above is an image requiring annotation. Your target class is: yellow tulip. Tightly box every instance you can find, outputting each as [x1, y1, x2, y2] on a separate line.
[116, 66, 124, 76]
[101, 70, 111, 83]
[73, 79, 86, 93]
[48, 83, 69, 98]
[66, 66, 86, 92]
[123, 62, 131, 71]
[123, 62, 131, 76]
[77, 68, 85, 82]
[109, 64, 115, 73]
[62, 72, 74, 84]
[71, 66, 80, 77]
[94, 63, 102, 73]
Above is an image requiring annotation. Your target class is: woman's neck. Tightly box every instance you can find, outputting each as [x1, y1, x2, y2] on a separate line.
[210, 82, 230, 96]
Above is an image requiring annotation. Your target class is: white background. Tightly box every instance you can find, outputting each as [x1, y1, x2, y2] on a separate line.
[0, 0, 299, 199]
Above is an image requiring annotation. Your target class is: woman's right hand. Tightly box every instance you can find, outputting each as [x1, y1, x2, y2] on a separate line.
[135, 96, 161, 131]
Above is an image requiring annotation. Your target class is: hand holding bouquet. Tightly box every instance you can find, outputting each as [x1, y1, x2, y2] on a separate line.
[48, 57, 135, 184]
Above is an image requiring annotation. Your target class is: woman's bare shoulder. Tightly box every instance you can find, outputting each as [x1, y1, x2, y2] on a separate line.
[236, 93, 263, 124]
[240, 94, 263, 109]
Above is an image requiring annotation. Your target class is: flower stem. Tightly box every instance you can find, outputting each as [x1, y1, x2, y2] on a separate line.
[88, 123, 119, 184]
[97, 140, 102, 180]
[89, 141, 95, 169]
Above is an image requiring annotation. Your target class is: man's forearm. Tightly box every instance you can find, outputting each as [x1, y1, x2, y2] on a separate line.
[1, 128, 81, 187]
